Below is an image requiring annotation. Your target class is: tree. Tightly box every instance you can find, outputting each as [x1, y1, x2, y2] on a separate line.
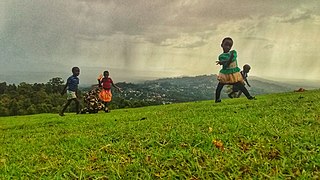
[46, 77, 65, 93]
[0, 82, 6, 94]
[27, 104, 37, 114]
[9, 99, 18, 116]
[0, 79, 68, 116]
[5, 84, 17, 95]
[18, 82, 33, 96]
[0, 106, 9, 116]
[32, 83, 45, 91]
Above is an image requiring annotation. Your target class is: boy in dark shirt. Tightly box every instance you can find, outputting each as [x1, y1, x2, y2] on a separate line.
[228, 64, 251, 98]
[59, 67, 80, 116]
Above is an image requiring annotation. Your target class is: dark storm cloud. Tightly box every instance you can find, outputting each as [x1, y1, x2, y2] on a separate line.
[1, 0, 320, 83]
[0, 1, 80, 64]
[2, 0, 317, 54]
[53, 0, 319, 46]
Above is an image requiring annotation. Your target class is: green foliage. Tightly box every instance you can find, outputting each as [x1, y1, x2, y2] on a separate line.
[0, 78, 68, 116]
[0, 82, 7, 94]
[0, 90, 320, 178]
[46, 77, 65, 93]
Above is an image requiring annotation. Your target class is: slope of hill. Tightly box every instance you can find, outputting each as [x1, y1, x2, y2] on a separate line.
[250, 76, 319, 90]
[109, 74, 312, 106]
[1, 90, 320, 179]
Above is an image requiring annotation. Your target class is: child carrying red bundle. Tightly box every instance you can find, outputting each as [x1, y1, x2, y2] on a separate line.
[98, 71, 122, 112]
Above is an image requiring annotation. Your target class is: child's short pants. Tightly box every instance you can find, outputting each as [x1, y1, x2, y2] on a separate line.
[67, 90, 77, 100]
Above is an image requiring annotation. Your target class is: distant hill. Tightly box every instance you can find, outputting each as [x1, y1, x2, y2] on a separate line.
[101, 74, 318, 105]
[249, 77, 293, 95]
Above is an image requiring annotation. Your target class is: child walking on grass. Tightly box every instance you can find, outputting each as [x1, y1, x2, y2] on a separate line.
[215, 37, 255, 103]
[228, 64, 252, 98]
[98, 71, 122, 112]
[60, 67, 80, 116]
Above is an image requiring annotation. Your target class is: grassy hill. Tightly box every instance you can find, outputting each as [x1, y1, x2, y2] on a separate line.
[1, 90, 320, 179]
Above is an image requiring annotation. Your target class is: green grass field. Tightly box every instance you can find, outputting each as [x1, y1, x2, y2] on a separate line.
[1, 90, 320, 179]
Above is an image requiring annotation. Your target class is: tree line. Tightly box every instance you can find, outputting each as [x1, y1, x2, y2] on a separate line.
[0, 78, 67, 116]
[0, 78, 159, 117]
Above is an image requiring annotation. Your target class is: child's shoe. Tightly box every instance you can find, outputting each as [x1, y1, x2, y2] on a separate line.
[248, 96, 256, 100]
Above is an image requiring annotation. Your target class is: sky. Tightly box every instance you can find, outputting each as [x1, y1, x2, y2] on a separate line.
[0, 0, 319, 84]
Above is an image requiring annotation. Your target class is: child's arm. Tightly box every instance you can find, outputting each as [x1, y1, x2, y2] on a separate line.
[75, 89, 79, 98]
[112, 82, 122, 92]
[216, 61, 226, 65]
[245, 78, 251, 87]
[216, 51, 235, 68]
[242, 72, 251, 87]
[225, 50, 235, 67]
[97, 74, 102, 87]
[61, 82, 68, 95]
[98, 79, 102, 87]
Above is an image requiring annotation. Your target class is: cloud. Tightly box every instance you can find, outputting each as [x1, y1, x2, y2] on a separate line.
[263, 44, 274, 49]
[279, 9, 313, 24]
[160, 33, 208, 48]
[51, 0, 320, 46]
[2, 0, 318, 49]
[0, 1, 80, 62]
[1, 0, 320, 83]
[242, 37, 270, 42]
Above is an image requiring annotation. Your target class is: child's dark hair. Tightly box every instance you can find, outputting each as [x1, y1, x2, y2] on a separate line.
[243, 64, 251, 70]
[222, 37, 233, 44]
[103, 71, 109, 75]
[72, 67, 80, 73]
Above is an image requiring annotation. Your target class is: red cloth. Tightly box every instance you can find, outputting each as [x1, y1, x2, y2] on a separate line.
[99, 89, 112, 102]
[101, 77, 113, 90]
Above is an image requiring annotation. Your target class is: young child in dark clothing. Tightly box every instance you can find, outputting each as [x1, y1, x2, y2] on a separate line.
[59, 67, 80, 116]
[228, 64, 251, 98]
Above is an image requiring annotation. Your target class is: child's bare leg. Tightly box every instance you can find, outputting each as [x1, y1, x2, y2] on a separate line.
[60, 99, 72, 116]
[104, 102, 110, 112]
[234, 82, 254, 99]
[228, 91, 235, 98]
[236, 91, 242, 98]
[74, 98, 80, 114]
[215, 82, 225, 102]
